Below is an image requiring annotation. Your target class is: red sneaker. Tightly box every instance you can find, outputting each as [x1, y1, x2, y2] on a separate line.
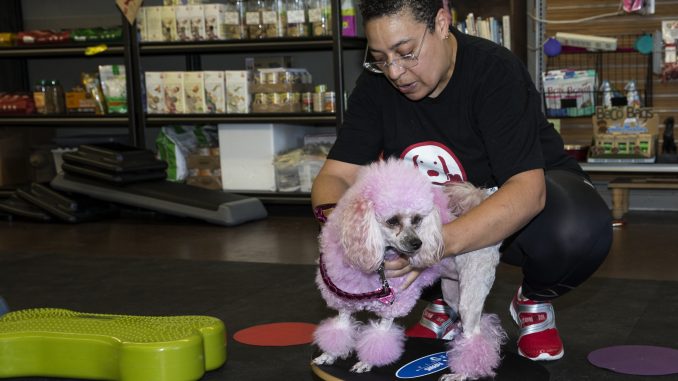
[509, 287, 564, 361]
[405, 299, 462, 340]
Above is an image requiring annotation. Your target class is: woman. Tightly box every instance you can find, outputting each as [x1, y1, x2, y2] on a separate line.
[311, 0, 612, 361]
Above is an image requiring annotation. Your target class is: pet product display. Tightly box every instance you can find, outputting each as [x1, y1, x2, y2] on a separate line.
[542, 69, 597, 117]
[98, 65, 127, 114]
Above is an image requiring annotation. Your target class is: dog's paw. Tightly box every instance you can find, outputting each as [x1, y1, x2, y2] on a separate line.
[439, 373, 471, 381]
[312, 352, 337, 366]
[350, 361, 373, 373]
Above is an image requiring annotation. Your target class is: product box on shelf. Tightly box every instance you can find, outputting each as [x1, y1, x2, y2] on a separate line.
[161, 6, 178, 41]
[188, 5, 206, 40]
[217, 124, 311, 191]
[99, 65, 127, 114]
[588, 106, 659, 162]
[65, 90, 97, 114]
[144, 6, 164, 42]
[176, 5, 191, 41]
[136, 8, 147, 41]
[183, 71, 206, 113]
[186, 152, 221, 190]
[145, 72, 166, 114]
[162, 72, 186, 114]
[204, 3, 227, 40]
[224, 70, 252, 114]
[204, 71, 226, 113]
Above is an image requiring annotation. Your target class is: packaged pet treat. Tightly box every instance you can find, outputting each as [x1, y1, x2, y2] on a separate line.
[136, 8, 147, 42]
[145, 72, 166, 114]
[224, 0, 247, 39]
[98, 65, 127, 114]
[162, 72, 186, 114]
[184, 71, 206, 113]
[176, 5, 192, 41]
[144, 6, 164, 42]
[161, 6, 178, 41]
[204, 3, 227, 40]
[188, 5, 207, 40]
[224, 70, 252, 113]
[81, 72, 107, 115]
[204, 71, 226, 113]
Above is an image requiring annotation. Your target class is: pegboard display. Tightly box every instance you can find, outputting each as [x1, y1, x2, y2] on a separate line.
[543, 34, 653, 118]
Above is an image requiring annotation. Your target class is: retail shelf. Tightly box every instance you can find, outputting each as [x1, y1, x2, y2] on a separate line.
[145, 113, 337, 126]
[581, 163, 678, 173]
[0, 43, 124, 58]
[0, 115, 129, 127]
[139, 36, 366, 55]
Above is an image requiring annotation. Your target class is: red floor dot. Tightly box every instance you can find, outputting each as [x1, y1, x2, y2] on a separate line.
[233, 322, 317, 346]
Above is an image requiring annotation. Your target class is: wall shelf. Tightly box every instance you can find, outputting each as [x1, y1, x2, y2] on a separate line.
[0, 43, 124, 58]
[145, 113, 337, 127]
[0, 115, 129, 127]
[140, 37, 366, 55]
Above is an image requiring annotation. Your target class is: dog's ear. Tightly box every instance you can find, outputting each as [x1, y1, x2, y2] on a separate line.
[339, 196, 384, 273]
[445, 182, 487, 216]
[411, 208, 444, 268]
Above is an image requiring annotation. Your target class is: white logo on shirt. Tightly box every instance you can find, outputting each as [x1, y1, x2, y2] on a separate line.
[401, 141, 466, 186]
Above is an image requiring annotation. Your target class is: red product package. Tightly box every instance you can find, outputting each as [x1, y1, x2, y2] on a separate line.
[17, 30, 71, 45]
[0, 93, 36, 115]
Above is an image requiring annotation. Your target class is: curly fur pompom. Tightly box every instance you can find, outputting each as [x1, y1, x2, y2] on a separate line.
[446, 314, 507, 379]
[355, 321, 406, 367]
[314, 315, 361, 359]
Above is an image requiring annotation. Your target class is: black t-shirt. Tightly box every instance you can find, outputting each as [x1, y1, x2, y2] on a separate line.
[328, 28, 584, 188]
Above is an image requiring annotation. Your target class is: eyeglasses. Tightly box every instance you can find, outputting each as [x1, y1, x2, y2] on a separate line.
[362, 28, 428, 74]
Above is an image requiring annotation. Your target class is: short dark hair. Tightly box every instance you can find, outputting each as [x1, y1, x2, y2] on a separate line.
[359, 0, 444, 32]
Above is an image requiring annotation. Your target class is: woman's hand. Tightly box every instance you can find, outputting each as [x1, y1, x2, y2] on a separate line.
[384, 256, 422, 291]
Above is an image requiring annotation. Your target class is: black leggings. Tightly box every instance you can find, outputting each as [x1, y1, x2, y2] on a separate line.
[500, 169, 612, 301]
[425, 169, 613, 302]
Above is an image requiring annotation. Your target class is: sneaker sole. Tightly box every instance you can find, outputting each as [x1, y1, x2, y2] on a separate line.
[509, 300, 565, 361]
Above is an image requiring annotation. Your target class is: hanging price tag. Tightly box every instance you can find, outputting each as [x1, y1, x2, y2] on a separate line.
[116, 0, 144, 25]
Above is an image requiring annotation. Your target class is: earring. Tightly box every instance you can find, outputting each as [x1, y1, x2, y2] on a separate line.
[444, 32, 450, 39]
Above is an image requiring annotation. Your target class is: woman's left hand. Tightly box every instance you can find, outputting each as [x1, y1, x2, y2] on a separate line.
[384, 256, 422, 291]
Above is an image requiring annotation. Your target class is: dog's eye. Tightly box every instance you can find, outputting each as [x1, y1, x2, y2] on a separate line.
[386, 216, 400, 227]
[412, 215, 422, 225]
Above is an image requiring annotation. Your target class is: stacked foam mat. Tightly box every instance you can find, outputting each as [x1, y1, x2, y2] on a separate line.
[0, 143, 267, 226]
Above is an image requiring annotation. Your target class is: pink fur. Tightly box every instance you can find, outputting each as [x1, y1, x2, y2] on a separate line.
[313, 315, 360, 359]
[355, 322, 406, 367]
[313, 158, 504, 379]
[447, 314, 508, 379]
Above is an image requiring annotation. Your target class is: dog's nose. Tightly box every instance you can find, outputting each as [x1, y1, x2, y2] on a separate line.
[408, 238, 422, 251]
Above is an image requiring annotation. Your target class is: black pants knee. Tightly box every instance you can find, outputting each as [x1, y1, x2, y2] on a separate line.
[500, 169, 613, 301]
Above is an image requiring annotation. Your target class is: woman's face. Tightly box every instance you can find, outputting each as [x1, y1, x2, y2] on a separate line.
[364, 10, 453, 101]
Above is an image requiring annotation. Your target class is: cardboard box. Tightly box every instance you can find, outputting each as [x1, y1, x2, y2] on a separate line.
[589, 106, 660, 161]
[204, 3, 227, 40]
[145, 72, 166, 114]
[218, 124, 311, 191]
[183, 71, 206, 113]
[161, 5, 178, 41]
[0, 130, 30, 186]
[224, 70, 251, 114]
[204, 71, 226, 113]
[187, 175, 222, 190]
[65, 91, 96, 113]
[162, 72, 186, 114]
[144, 6, 164, 42]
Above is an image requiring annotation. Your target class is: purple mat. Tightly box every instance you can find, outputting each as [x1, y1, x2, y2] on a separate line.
[588, 345, 678, 376]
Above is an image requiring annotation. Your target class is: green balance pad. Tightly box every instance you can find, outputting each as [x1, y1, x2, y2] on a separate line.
[0, 308, 226, 381]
